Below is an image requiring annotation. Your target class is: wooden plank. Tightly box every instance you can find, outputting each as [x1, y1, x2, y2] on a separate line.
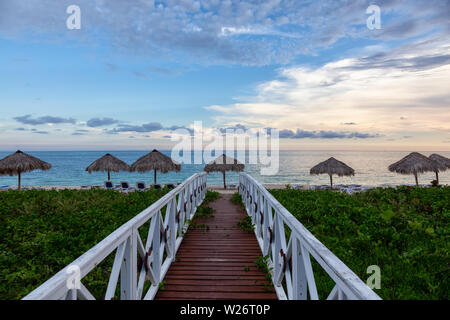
[161, 285, 275, 293]
[155, 193, 276, 300]
[161, 279, 272, 285]
[156, 291, 276, 299]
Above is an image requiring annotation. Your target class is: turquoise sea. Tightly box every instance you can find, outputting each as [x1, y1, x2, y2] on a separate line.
[0, 150, 449, 187]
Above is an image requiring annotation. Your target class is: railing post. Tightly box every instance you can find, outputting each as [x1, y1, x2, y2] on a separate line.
[203, 174, 206, 197]
[263, 198, 270, 256]
[168, 198, 176, 258]
[292, 236, 307, 300]
[186, 183, 192, 219]
[273, 212, 282, 286]
[120, 230, 137, 300]
[177, 190, 185, 235]
[195, 177, 200, 207]
[152, 213, 161, 283]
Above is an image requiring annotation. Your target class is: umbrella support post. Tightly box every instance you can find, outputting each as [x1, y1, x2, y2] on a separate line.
[154, 169, 157, 185]
[414, 173, 418, 186]
[223, 171, 226, 189]
[329, 174, 333, 189]
[18, 171, 21, 191]
[435, 171, 439, 184]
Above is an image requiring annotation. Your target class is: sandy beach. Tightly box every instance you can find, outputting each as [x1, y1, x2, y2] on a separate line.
[2, 183, 429, 194]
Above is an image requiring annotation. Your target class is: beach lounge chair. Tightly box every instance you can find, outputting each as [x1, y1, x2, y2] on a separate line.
[152, 184, 162, 189]
[166, 183, 175, 189]
[104, 181, 116, 190]
[120, 181, 133, 193]
[135, 181, 148, 191]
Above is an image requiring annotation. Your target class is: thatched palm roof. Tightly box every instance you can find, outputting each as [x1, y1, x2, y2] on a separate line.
[0, 150, 51, 190]
[204, 154, 244, 189]
[388, 152, 438, 186]
[0, 150, 51, 175]
[429, 154, 450, 172]
[388, 152, 437, 175]
[429, 153, 450, 184]
[204, 154, 245, 173]
[130, 149, 181, 173]
[310, 157, 355, 177]
[86, 153, 130, 174]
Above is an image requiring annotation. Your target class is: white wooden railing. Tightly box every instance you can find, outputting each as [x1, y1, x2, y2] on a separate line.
[239, 173, 381, 300]
[23, 173, 207, 300]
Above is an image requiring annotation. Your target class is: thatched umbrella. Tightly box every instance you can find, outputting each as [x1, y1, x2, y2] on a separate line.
[130, 149, 181, 184]
[86, 153, 130, 181]
[429, 153, 450, 184]
[204, 154, 244, 189]
[0, 150, 51, 190]
[388, 152, 438, 186]
[310, 157, 354, 188]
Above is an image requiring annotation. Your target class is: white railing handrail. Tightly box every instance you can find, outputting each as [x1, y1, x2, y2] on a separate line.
[239, 173, 381, 300]
[24, 172, 207, 300]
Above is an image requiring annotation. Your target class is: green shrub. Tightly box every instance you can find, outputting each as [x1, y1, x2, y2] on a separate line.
[0, 188, 169, 299]
[230, 192, 245, 211]
[203, 190, 220, 204]
[270, 186, 450, 300]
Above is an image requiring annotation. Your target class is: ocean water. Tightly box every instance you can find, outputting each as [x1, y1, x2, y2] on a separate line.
[0, 150, 449, 187]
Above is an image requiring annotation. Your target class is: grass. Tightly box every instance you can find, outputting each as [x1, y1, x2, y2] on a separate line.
[203, 190, 220, 204]
[254, 255, 274, 292]
[230, 192, 245, 211]
[0, 187, 171, 300]
[237, 216, 254, 234]
[230, 192, 255, 233]
[270, 186, 450, 300]
[186, 191, 219, 232]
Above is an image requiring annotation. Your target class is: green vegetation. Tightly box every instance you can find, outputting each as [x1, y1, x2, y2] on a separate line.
[0, 188, 171, 300]
[270, 186, 450, 300]
[230, 192, 245, 211]
[195, 205, 215, 219]
[203, 190, 220, 204]
[187, 191, 219, 231]
[158, 280, 166, 291]
[237, 216, 254, 234]
[231, 192, 254, 233]
[254, 255, 274, 292]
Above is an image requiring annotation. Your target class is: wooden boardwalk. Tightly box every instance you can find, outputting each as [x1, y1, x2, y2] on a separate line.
[155, 193, 277, 300]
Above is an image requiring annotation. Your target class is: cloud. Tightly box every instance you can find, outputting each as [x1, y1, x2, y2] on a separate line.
[14, 114, 76, 125]
[1, 1, 447, 66]
[342, 122, 357, 125]
[166, 125, 194, 135]
[279, 129, 380, 139]
[106, 63, 119, 72]
[148, 66, 178, 75]
[219, 124, 248, 133]
[33, 131, 49, 134]
[108, 122, 163, 133]
[132, 71, 147, 78]
[86, 117, 119, 127]
[206, 37, 450, 145]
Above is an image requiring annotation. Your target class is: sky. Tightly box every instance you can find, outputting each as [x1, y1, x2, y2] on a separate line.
[0, 0, 449, 151]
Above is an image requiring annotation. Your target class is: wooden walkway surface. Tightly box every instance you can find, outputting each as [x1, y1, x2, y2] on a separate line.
[155, 193, 277, 300]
